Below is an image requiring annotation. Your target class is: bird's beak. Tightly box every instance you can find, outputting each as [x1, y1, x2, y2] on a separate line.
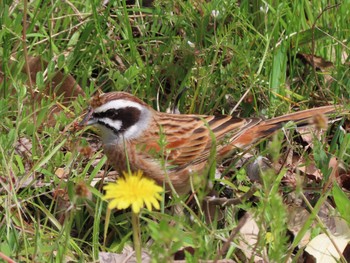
[79, 106, 96, 127]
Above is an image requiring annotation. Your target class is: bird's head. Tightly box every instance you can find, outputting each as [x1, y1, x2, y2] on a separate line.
[80, 92, 152, 143]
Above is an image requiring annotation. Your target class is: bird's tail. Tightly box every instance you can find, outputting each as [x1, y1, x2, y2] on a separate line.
[232, 105, 345, 148]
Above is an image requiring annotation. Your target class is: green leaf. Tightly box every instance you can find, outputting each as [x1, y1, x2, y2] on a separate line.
[313, 138, 330, 179]
[67, 31, 80, 47]
[269, 43, 287, 106]
[14, 154, 25, 174]
[33, 139, 66, 172]
[57, 54, 65, 69]
[332, 183, 350, 223]
[36, 71, 45, 89]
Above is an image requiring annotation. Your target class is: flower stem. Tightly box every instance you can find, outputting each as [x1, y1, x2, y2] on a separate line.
[132, 212, 141, 263]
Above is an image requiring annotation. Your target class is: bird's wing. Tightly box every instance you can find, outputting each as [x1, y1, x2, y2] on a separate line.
[135, 105, 343, 167]
[135, 112, 261, 166]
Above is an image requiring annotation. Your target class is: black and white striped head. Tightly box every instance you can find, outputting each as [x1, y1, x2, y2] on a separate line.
[83, 92, 152, 143]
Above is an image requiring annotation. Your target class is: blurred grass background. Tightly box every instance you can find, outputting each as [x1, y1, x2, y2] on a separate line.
[0, 0, 349, 261]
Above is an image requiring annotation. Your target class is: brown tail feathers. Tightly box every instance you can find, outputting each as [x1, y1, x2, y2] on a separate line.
[232, 105, 345, 148]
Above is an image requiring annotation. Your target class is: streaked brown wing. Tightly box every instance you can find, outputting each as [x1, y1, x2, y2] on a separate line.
[135, 112, 260, 166]
[184, 115, 261, 165]
[135, 113, 210, 165]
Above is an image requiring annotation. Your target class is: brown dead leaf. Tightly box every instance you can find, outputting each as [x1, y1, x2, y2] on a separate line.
[305, 219, 350, 263]
[287, 205, 311, 247]
[14, 137, 33, 174]
[296, 160, 323, 182]
[329, 157, 340, 179]
[323, 157, 340, 191]
[321, 156, 349, 190]
[305, 201, 350, 262]
[296, 53, 333, 70]
[79, 145, 94, 158]
[25, 56, 85, 104]
[99, 246, 151, 263]
[75, 181, 92, 199]
[296, 53, 335, 85]
[23, 56, 86, 127]
[52, 187, 70, 224]
[174, 247, 195, 260]
[296, 125, 326, 148]
[54, 167, 68, 179]
[317, 203, 337, 234]
[238, 213, 263, 262]
[337, 172, 350, 191]
[15, 137, 32, 155]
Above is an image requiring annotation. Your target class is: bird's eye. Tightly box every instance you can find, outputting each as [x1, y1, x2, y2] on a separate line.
[93, 109, 120, 120]
[111, 112, 118, 119]
[104, 109, 120, 120]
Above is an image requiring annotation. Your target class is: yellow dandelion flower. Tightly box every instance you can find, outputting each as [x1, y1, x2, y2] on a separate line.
[103, 170, 163, 213]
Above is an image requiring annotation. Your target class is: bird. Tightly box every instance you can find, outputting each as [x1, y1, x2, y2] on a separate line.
[80, 91, 344, 195]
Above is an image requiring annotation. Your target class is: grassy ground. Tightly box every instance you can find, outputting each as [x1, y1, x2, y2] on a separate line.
[1, 0, 350, 262]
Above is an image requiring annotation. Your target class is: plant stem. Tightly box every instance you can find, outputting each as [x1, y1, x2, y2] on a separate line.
[132, 212, 141, 263]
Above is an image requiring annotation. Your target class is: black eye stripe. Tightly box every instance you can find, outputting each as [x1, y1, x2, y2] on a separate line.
[94, 107, 141, 134]
[93, 109, 119, 120]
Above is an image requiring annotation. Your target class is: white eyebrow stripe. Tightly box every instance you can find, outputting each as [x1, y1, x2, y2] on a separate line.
[98, 118, 122, 130]
[94, 100, 143, 113]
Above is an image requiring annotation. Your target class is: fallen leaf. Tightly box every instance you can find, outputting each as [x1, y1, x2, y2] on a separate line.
[296, 53, 335, 85]
[305, 233, 350, 263]
[305, 216, 350, 263]
[54, 167, 66, 179]
[287, 205, 311, 247]
[337, 172, 350, 191]
[23, 56, 85, 127]
[238, 213, 263, 262]
[24, 56, 85, 104]
[99, 245, 151, 263]
[296, 126, 323, 148]
[296, 53, 333, 71]
[295, 160, 323, 181]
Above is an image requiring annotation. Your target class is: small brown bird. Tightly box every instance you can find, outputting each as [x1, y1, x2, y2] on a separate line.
[81, 92, 342, 194]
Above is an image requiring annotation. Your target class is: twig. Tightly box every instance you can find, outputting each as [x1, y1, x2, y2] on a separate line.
[22, 0, 34, 99]
[213, 213, 250, 263]
[22, 0, 39, 176]
[204, 184, 258, 207]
